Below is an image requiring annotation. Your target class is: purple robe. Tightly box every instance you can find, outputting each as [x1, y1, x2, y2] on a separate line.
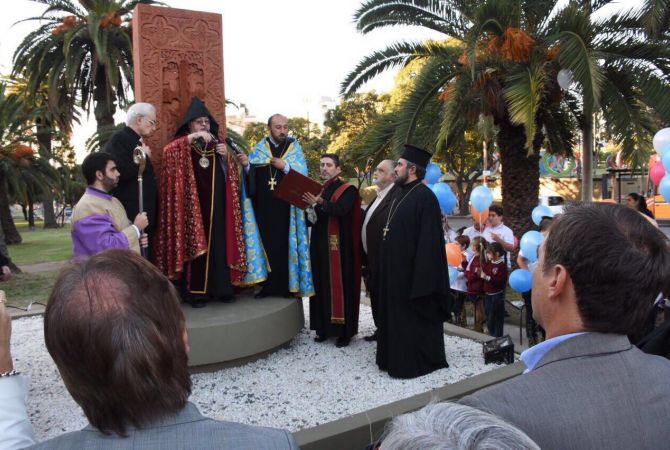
[71, 187, 140, 257]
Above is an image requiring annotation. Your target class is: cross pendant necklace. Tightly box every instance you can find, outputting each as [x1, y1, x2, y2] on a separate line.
[268, 176, 277, 190]
[383, 183, 421, 241]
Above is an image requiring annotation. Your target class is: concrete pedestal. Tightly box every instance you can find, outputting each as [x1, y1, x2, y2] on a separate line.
[183, 295, 304, 368]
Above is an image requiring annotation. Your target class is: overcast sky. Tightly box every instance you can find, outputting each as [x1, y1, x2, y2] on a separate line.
[0, 0, 641, 160]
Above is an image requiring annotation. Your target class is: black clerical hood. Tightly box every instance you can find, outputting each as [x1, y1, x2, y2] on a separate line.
[174, 97, 220, 137]
[401, 144, 432, 169]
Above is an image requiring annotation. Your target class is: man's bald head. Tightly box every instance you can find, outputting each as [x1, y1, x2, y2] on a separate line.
[373, 159, 397, 189]
[267, 114, 289, 143]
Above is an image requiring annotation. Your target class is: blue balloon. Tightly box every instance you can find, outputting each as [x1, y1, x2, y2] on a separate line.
[520, 230, 544, 262]
[443, 192, 457, 215]
[471, 185, 493, 212]
[448, 266, 459, 282]
[662, 151, 670, 173]
[431, 182, 456, 214]
[661, 141, 670, 158]
[427, 183, 435, 190]
[509, 269, 533, 293]
[531, 205, 553, 226]
[425, 163, 443, 184]
[660, 175, 670, 201]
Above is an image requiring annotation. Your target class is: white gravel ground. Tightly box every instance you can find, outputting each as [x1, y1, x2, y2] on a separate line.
[11, 300, 499, 441]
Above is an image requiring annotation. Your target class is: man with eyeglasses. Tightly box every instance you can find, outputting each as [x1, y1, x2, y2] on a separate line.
[103, 102, 159, 258]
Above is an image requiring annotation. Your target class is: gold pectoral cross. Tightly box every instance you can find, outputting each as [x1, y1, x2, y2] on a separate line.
[268, 177, 277, 191]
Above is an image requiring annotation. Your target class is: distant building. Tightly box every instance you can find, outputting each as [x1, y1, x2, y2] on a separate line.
[225, 103, 258, 136]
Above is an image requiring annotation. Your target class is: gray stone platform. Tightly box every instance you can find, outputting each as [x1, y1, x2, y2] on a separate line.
[184, 295, 304, 368]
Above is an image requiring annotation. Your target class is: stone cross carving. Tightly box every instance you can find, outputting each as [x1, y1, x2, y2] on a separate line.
[132, 4, 226, 175]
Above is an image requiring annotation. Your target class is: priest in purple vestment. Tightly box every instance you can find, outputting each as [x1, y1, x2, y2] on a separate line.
[71, 152, 149, 257]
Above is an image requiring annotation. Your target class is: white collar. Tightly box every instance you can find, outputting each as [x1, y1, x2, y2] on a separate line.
[377, 183, 393, 199]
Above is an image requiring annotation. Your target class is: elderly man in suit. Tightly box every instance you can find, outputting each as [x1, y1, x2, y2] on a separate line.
[460, 203, 670, 450]
[1, 250, 298, 450]
[361, 159, 396, 341]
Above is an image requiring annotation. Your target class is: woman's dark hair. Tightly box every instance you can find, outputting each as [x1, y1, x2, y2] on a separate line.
[628, 193, 655, 219]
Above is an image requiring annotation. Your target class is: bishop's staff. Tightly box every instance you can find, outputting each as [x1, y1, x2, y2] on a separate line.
[133, 145, 148, 259]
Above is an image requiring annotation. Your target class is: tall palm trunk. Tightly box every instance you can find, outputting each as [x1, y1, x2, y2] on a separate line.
[37, 117, 58, 228]
[581, 116, 594, 202]
[93, 66, 117, 148]
[0, 177, 22, 244]
[497, 120, 539, 241]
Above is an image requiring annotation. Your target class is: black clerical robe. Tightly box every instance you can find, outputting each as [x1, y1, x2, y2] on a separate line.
[309, 178, 362, 339]
[247, 138, 293, 295]
[376, 179, 450, 378]
[104, 126, 158, 255]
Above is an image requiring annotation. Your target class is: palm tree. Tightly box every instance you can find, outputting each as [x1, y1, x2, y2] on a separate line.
[4, 75, 78, 228]
[12, 0, 160, 143]
[342, 0, 670, 236]
[0, 82, 37, 250]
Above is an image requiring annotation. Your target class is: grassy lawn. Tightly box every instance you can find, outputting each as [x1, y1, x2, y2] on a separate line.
[3, 270, 58, 310]
[7, 220, 72, 266]
[1, 220, 71, 309]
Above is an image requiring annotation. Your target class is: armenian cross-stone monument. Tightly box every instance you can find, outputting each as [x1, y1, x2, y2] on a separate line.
[132, 4, 226, 173]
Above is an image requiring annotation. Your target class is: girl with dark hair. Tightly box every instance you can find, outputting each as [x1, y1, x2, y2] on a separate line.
[627, 193, 655, 219]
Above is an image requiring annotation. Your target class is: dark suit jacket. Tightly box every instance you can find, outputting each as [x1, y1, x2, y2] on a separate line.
[28, 402, 299, 450]
[103, 126, 158, 235]
[461, 332, 670, 450]
[362, 186, 395, 290]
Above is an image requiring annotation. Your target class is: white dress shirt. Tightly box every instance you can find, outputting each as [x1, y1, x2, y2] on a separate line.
[361, 184, 393, 254]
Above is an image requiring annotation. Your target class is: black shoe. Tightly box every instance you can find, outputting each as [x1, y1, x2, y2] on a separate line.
[188, 299, 207, 308]
[254, 291, 268, 299]
[218, 296, 236, 303]
[336, 337, 351, 348]
[314, 335, 327, 343]
[363, 331, 378, 342]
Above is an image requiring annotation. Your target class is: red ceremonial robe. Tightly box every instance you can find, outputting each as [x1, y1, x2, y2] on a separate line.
[154, 136, 246, 290]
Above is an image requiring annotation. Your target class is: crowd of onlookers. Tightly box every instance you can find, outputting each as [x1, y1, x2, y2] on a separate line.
[442, 204, 516, 340]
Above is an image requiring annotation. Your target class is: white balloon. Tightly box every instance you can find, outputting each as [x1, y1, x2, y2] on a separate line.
[653, 128, 670, 155]
[557, 69, 573, 90]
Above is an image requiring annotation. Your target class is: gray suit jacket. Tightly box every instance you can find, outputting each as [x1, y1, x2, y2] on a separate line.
[461, 333, 670, 450]
[27, 402, 299, 450]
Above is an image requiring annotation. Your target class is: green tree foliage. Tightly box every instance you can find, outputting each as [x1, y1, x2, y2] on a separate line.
[12, 0, 160, 142]
[342, 0, 670, 236]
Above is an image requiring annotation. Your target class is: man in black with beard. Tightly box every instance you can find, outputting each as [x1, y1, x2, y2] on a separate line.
[242, 114, 313, 299]
[376, 144, 450, 378]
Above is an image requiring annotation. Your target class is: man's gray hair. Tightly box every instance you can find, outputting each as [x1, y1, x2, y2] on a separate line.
[127, 103, 156, 125]
[381, 159, 397, 170]
[380, 402, 540, 450]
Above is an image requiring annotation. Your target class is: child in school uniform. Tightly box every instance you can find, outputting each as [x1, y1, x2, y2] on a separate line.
[463, 236, 486, 332]
[450, 235, 470, 326]
[480, 241, 508, 337]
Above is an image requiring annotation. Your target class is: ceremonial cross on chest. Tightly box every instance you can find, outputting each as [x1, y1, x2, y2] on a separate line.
[382, 225, 390, 239]
[268, 178, 277, 190]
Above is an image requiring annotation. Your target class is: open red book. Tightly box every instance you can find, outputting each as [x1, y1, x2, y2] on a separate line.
[273, 170, 323, 210]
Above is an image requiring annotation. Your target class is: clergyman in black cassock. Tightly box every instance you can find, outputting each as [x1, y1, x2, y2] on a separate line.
[103, 103, 158, 258]
[305, 155, 362, 347]
[376, 145, 450, 378]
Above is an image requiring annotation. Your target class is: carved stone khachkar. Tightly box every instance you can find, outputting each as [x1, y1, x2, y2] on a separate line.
[132, 4, 226, 174]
